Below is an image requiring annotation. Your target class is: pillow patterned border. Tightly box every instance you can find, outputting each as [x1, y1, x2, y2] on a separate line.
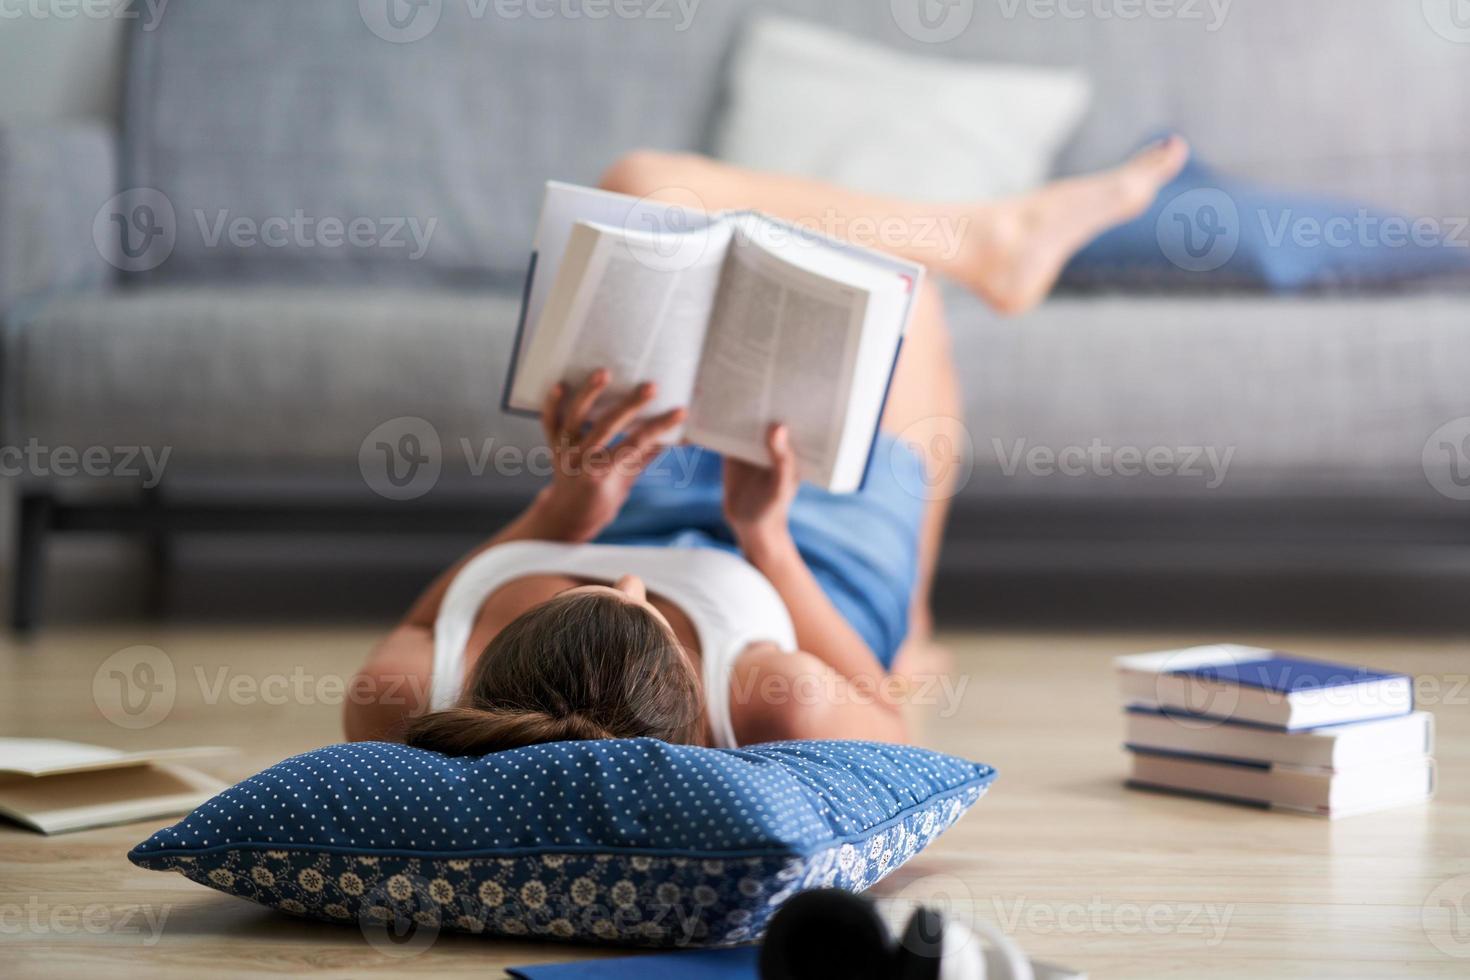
[138, 784, 984, 947]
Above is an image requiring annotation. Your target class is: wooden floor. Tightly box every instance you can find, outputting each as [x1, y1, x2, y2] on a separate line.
[1, 627, 1466, 978]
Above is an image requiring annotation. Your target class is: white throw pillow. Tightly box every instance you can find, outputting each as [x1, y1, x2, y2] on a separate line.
[714, 16, 1091, 202]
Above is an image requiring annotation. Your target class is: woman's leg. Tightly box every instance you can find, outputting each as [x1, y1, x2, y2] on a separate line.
[599, 138, 1187, 315]
[879, 278, 963, 671]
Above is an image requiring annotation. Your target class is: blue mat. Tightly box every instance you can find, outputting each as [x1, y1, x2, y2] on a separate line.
[507, 947, 759, 978]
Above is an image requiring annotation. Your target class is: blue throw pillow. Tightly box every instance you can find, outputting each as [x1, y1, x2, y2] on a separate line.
[1062, 156, 1470, 292]
[129, 739, 994, 947]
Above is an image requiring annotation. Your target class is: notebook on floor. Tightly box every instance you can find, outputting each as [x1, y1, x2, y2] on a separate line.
[0, 738, 234, 834]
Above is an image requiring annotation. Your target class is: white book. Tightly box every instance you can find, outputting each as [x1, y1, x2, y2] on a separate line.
[1127, 750, 1435, 819]
[0, 738, 233, 834]
[1115, 644, 1414, 730]
[1124, 708, 1434, 770]
[504, 182, 924, 493]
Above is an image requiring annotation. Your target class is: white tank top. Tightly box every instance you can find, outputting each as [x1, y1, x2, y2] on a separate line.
[430, 540, 798, 749]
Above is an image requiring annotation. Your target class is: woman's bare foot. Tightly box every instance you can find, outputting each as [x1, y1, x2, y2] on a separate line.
[958, 136, 1190, 315]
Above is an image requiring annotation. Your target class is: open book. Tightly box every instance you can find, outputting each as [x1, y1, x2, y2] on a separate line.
[0, 739, 233, 834]
[504, 182, 923, 493]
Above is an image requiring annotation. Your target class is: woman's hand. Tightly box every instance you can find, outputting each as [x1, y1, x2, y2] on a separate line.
[530, 369, 686, 543]
[723, 423, 800, 557]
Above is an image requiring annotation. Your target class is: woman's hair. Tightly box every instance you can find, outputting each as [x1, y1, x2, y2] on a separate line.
[403, 591, 705, 756]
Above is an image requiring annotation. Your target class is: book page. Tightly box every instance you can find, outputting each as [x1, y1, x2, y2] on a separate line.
[686, 228, 869, 486]
[512, 221, 732, 422]
[0, 739, 236, 777]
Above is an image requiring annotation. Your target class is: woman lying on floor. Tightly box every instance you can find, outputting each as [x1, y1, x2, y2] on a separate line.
[345, 139, 1189, 752]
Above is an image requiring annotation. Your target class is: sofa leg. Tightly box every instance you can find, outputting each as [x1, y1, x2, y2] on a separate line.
[10, 493, 53, 634]
[142, 486, 171, 619]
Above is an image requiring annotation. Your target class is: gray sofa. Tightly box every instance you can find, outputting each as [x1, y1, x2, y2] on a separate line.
[3, 0, 1468, 629]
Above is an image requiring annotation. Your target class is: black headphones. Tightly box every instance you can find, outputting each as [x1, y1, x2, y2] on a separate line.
[759, 887, 1036, 980]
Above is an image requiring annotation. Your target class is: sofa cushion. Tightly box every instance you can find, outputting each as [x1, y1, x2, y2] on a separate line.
[121, 0, 748, 287]
[7, 285, 1468, 504]
[4, 286, 542, 489]
[0, 122, 117, 313]
[714, 15, 1090, 201]
[128, 739, 995, 947]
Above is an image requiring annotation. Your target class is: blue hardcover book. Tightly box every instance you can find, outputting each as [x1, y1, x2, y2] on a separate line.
[502, 182, 923, 493]
[1116, 645, 1414, 731]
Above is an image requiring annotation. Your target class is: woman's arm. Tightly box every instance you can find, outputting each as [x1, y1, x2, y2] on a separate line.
[346, 369, 684, 740]
[723, 425, 909, 743]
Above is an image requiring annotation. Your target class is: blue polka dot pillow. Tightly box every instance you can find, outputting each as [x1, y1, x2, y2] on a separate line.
[129, 739, 994, 947]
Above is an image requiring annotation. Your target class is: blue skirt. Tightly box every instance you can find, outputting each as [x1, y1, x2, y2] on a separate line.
[595, 434, 926, 670]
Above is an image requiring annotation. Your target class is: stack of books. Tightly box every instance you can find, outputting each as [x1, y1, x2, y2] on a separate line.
[1115, 644, 1434, 818]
